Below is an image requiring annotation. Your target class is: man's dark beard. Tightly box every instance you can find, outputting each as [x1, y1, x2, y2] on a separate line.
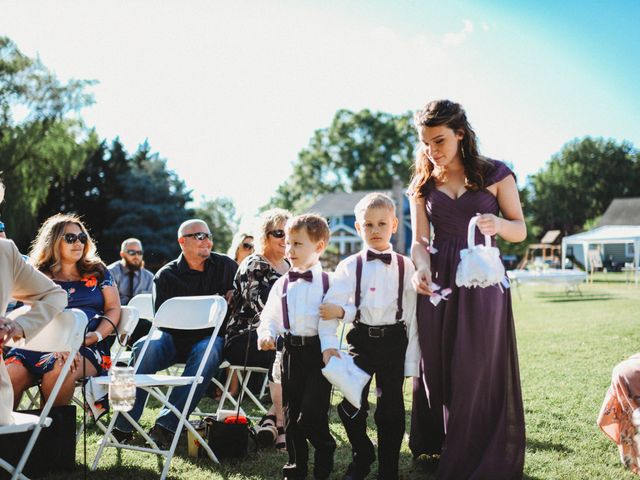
[124, 259, 144, 271]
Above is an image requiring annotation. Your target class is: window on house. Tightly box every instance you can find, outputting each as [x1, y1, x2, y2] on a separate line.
[626, 243, 635, 258]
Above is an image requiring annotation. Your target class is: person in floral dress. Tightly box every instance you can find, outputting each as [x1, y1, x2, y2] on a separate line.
[598, 354, 640, 474]
[6, 213, 121, 410]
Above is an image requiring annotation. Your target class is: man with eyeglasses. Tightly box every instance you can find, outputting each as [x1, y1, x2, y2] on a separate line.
[113, 219, 238, 448]
[108, 238, 154, 306]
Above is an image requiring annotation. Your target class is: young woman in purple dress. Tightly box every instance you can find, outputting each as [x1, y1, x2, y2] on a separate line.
[408, 99, 527, 479]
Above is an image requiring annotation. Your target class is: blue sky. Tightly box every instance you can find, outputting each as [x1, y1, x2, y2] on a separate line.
[1, 0, 638, 225]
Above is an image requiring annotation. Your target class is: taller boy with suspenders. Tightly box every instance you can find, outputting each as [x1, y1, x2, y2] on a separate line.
[320, 193, 419, 480]
[258, 214, 339, 480]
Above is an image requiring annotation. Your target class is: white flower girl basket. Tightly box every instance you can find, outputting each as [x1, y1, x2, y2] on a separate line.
[455, 216, 505, 288]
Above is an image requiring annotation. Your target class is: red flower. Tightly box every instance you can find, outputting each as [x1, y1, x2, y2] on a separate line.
[82, 276, 98, 288]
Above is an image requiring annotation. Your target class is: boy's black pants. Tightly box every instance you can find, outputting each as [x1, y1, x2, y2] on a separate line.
[338, 323, 408, 480]
[282, 336, 336, 477]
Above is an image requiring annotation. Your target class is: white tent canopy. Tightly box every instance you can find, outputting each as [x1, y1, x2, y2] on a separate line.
[561, 225, 640, 284]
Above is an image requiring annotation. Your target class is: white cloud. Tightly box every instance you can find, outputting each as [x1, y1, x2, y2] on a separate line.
[443, 19, 474, 46]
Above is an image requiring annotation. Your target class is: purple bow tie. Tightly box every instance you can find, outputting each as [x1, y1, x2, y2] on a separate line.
[288, 270, 313, 282]
[366, 250, 392, 265]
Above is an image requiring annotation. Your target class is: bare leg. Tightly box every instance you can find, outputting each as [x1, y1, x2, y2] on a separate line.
[6, 363, 35, 409]
[40, 356, 97, 406]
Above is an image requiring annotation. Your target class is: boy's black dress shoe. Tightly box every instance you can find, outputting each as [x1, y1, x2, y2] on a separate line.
[342, 462, 370, 480]
[283, 462, 307, 479]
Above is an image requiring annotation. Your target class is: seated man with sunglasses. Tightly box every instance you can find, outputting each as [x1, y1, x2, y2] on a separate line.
[113, 219, 238, 447]
[108, 238, 154, 345]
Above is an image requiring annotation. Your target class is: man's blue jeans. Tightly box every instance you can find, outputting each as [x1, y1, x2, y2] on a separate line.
[114, 330, 224, 433]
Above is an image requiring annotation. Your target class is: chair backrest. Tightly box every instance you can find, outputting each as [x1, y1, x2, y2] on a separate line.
[117, 306, 140, 342]
[7, 309, 87, 353]
[133, 295, 227, 373]
[153, 295, 227, 330]
[128, 293, 154, 320]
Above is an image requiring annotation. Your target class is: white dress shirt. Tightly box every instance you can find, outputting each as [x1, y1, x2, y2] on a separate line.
[257, 262, 339, 352]
[323, 247, 420, 377]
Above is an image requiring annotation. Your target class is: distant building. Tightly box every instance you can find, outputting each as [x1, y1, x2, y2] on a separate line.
[597, 197, 640, 264]
[306, 179, 411, 256]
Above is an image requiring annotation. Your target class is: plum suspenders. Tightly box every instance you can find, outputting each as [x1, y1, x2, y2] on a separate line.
[281, 272, 329, 330]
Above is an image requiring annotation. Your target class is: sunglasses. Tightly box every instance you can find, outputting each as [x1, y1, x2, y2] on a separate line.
[267, 229, 285, 239]
[241, 242, 254, 250]
[0, 221, 4, 233]
[183, 232, 212, 241]
[126, 249, 144, 256]
[62, 232, 88, 245]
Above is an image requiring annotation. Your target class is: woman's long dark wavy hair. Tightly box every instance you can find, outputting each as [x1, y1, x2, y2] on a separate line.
[408, 99, 492, 197]
[29, 213, 106, 281]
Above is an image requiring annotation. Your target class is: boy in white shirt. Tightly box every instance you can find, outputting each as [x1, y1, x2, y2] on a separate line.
[258, 214, 339, 480]
[320, 192, 419, 480]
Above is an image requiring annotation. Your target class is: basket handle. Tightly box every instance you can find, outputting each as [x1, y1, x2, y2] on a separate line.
[467, 215, 492, 249]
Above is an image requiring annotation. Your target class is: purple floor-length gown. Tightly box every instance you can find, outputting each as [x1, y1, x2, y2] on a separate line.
[410, 160, 525, 480]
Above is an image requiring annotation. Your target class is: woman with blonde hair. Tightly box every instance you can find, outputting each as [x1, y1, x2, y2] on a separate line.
[226, 231, 254, 265]
[225, 208, 291, 450]
[6, 213, 121, 409]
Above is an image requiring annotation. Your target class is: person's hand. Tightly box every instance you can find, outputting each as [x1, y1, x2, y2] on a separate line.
[319, 303, 344, 320]
[258, 336, 276, 351]
[224, 290, 234, 302]
[55, 351, 82, 373]
[0, 316, 25, 344]
[322, 348, 341, 365]
[412, 266, 433, 296]
[476, 214, 502, 237]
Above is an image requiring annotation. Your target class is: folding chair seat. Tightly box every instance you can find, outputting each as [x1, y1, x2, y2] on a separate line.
[91, 295, 227, 479]
[0, 309, 86, 480]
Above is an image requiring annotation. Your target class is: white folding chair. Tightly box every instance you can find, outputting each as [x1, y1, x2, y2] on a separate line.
[128, 293, 154, 321]
[216, 363, 269, 418]
[91, 295, 227, 479]
[74, 306, 139, 441]
[129, 293, 185, 375]
[110, 305, 140, 365]
[0, 309, 86, 480]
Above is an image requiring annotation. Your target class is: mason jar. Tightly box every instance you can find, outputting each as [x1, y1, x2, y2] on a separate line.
[109, 366, 136, 412]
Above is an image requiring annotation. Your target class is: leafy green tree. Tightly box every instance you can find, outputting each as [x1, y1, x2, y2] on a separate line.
[0, 36, 95, 248]
[103, 143, 193, 268]
[38, 138, 129, 243]
[527, 137, 639, 235]
[39, 139, 194, 268]
[194, 197, 238, 254]
[268, 109, 417, 212]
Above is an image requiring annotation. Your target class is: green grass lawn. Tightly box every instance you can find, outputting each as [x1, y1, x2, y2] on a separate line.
[41, 273, 640, 479]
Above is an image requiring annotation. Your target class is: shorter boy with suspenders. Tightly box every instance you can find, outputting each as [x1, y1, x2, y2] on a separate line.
[320, 193, 419, 480]
[258, 214, 339, 480]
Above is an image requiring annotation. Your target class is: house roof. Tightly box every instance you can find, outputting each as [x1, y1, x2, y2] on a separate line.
[562, 225, 640, 244]
[307, 190, 392, 216]
[539, 230, 562, 244]
[598, 198, 640, 226]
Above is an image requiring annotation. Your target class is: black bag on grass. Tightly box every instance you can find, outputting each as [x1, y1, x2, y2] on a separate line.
[0, 404, 76, 479]
[204, 415, 254, 460]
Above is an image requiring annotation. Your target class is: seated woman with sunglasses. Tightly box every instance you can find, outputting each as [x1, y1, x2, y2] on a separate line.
[6, 214, 121, 410]
[227, 231, 255, 265]
[225, 208, 291, 450]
